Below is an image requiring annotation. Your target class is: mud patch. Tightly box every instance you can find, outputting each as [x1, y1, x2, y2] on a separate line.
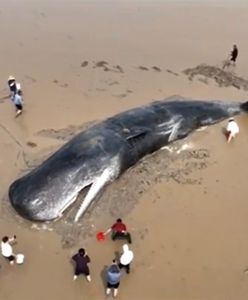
[183, 64, 248, 90]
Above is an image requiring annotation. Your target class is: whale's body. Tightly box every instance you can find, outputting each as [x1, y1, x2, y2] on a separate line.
[8, 99, 248, 222]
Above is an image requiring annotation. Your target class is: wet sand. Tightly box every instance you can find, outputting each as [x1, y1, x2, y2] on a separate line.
[1, 1, 248, 299]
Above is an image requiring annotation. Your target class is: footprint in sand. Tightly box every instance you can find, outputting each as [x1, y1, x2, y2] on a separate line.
[80, 61, 89, 68]
[112, 89, 133, 98]
[166, 69, 179, 76]
[112, 93, 127, 99]
[26, 141, 37, 148]
[152, 66, 162, 72]
[94, 60, 108, 68]
[138, 66, 149, 71]
[108, 81, 119, 86]
[113, 65, 124, 73]
[59, 83, 69, 88]
[53, 80, 68, 88]
[25, 75, 37, 83]
[67, 35, 73, 40]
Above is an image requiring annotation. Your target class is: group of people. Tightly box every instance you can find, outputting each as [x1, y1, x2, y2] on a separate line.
[71, 218, 133, 298]
[1, 219, 133, 297]
[7, 75, 24, 117]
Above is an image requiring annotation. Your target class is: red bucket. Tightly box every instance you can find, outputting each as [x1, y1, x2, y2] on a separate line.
[96, 231, 105, 241]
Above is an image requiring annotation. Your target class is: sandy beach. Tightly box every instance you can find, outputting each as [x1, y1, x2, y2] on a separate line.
[1, 1, 248, 299]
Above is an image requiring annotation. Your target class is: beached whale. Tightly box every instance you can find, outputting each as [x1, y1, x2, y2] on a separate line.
[8, 99, 248, 222]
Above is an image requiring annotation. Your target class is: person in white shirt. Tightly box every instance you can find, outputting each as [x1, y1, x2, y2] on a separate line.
[226, 118, 239, 143]
[118, 244, 134, 274]
[1, 235, 17, 265]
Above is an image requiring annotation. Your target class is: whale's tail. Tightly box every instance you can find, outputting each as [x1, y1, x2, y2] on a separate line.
[240, 101, 248, 112]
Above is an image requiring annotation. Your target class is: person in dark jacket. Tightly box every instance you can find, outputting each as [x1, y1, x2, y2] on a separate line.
[72, 248, 91, 282]
[230, 44, 238, 65]
[223, 45, 239, 69]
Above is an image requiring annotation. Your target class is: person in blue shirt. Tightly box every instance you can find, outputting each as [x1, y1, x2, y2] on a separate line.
[106, 260, 121, 298]
[12, 90, 23, 117]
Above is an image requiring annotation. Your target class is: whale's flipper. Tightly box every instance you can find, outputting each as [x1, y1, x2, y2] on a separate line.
[74, 168, 113, 222]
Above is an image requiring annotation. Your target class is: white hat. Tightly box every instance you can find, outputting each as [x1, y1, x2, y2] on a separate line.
[8, 75, 15, 81]
[16, 253, 25, 264]
[120, 244, 134, 265]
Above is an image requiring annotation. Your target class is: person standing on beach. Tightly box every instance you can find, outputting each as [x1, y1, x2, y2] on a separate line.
[223, 45, 239, 69]
[106, 260, 121, 298]
[7, 76, 22, 99]
[72, 248, 91, 282]
[230, 44, 238, 66]
[12, 90, 24, 117]
[118, 244, 134, 274]
[1, 235, 17, 265]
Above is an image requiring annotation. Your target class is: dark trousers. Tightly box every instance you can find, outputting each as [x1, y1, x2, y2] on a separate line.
[119, 263, 130, 274]
[111, 231, 132, 244]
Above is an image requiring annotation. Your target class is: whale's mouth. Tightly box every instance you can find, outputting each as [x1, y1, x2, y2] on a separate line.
[58, 181, 93, 220]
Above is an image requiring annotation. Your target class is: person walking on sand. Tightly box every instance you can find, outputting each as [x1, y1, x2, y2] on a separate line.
[104, 218, 132, 244]
[225, 118, 239, 143]
[229, 44, 238, 66]
[1, 235, 17, 265]
[106, 260, 121, 298]
[12, 90, 24, 117]
[223, 45, 239, 69]
[72, 248, 91, 282]
[7, 76, 22, 99]
[118, 244, 134, 274]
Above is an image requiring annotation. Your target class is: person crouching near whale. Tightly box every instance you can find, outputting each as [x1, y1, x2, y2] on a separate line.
[118, 244, 134, 274]
[104, 218, 132, 244]
[1, 235, 17, 265]
[72, 248, 91, 282]
[225, 118, 239, 143]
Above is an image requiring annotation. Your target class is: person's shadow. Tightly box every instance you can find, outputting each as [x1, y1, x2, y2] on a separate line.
[221, 127, 228, 140]
[100, 265, 108, 295]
